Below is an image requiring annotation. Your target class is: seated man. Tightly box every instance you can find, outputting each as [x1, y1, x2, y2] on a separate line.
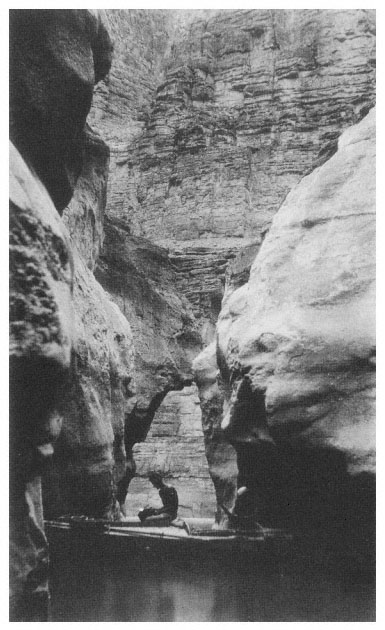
[138, 472, 178, 525]
[116, 465, 136, 519]
[221, 486, 259, 530]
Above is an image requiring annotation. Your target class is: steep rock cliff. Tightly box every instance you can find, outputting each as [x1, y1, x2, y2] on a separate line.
[9, 10, 113, 619]
[193, 343, 238, 522]
[43, 243, 136, 518]
[107, 9, 375, 335]
[215, 108, 375, 551]
[9, 9, 113, 212]
[35, 9, 212, 520]
[95, 218, 202, 447]
[86, 9, 375, 520]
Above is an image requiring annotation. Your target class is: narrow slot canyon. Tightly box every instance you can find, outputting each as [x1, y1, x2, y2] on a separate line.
[9, 8, 376, 622]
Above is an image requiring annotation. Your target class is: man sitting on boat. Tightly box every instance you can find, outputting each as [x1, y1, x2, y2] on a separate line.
[138, 472, 179, 525]
[221, 486, 259, 530]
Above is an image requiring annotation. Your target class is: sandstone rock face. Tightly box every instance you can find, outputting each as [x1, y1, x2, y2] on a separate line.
[9, 9, 113, 620]
[95, 218, 202, 445]
[216, 108, 375, 542]
[9, 142, 74, 620]
[63, 126, 110, 271]
[9, 9, 113, 212]
[105, 9, 375, 336]
[86, 9, 375, 521]
[43, 244, 136, 518]
[193, 343, 238, 524]
[41, 10, 211, 521]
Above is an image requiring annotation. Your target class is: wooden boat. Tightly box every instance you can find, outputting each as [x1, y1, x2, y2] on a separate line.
[45, 516, 293, 558]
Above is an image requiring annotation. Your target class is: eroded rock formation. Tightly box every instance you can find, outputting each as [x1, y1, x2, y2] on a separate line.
[10, 10, 376, 617]
[9, 143, 74, 620]
[215, 108, 375, 550]
[106, 9, 375, 336]
[41, 10, 207, 520]
[193, 343, 238, 522]
[9, 9, 113, 212]
[95, 220, 201, 444]
[9, 9, 113, 620]
[73, 8, 376, 526]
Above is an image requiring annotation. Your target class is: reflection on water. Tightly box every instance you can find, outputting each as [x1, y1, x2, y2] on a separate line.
[49, 540, 375, 622]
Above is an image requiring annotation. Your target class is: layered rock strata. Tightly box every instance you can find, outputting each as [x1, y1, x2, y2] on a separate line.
[106, 9, 375, 335]
[215, 108, 375, 552]
[128, 385, 216, 518]
[95, 218, 202, 449]
[88, 9, 376, 520]
[38, 9, 210, 521]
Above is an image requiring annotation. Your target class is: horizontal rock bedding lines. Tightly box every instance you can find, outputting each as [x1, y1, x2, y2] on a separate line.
[93, 9, 375, 344]
[85, 9, 376, 523]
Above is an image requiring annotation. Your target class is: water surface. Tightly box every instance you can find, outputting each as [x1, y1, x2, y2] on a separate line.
[49, 535, 375, 622]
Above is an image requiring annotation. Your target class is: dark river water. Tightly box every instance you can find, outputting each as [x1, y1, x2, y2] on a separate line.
[49, 535, 375, 622]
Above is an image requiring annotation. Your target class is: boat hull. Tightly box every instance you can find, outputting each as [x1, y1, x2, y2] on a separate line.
[45, 518, 293, 561]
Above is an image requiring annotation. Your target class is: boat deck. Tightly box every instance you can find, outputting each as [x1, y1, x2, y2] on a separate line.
[45, 515, 291, 546]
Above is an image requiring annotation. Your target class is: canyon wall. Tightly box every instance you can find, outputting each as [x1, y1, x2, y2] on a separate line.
[9, 10, 114, 619]
[10, 13, 376, 618]
[214, 107, 375, 556]
[85, 9, 376, 521]
[128, 385, 216, 518]
[44, 12, 206, 518]
[106, 9, 375, 335]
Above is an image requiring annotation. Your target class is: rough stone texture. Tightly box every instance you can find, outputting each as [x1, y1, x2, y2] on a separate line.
[105, 9, 375, 336]
[95, 218, 202, 446]
[9, 9, 113, 620]
[9, 9, 113, 212]
[62, 126, 110, 271]
[215, 109, 375, 548]
[127, 385, 216, 518]
[193, 343, 238, 524]
[86, 9, 376, 520]
[10, 12, 376, 611]
[43, 245, 136, 519]
[9, 142, 74, 620]
[42, 10, 211, 522]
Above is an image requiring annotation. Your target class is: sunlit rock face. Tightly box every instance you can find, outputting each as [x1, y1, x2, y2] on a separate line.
[40, 10, 205, 520]
[86, 9, 375, 522]
[216, 109, 375, 548]
[9, 9, 113, 620]
[63, 126, 110, 271]
[95, 218, 202, 447]
[9, 143, 74, 620]
[111, 9, 375, 337]
[43, 245, 136, 519]
[193, 343, 238, 524]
